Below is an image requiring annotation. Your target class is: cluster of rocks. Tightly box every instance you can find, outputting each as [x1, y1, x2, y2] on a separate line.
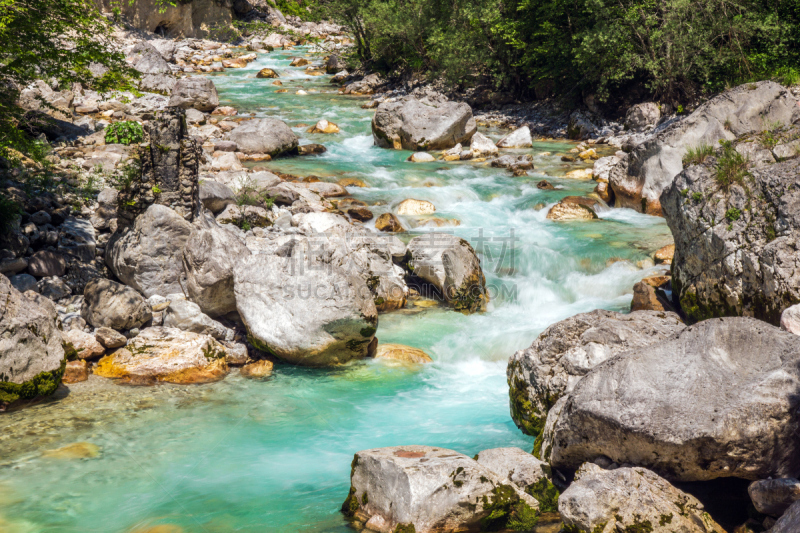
[1, 98, 491, 408]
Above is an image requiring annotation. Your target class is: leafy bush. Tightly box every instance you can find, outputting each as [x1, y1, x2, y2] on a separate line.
[104, 121, 144, 145]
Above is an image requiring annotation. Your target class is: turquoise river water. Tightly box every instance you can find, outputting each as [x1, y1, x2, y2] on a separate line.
[0, 46, 673, 532]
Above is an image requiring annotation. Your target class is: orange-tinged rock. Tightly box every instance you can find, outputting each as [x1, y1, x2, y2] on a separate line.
[43, 442, 100, 459]
[94, 327, 229, 385]
[62, 360, 89, 384]
[374, 343, 433, 364]
[241, 360, 274, 379]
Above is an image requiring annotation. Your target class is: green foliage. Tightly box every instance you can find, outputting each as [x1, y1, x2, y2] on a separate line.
[236, 185, 275, 210]
[692, 192, 703, 201]
[0, 359, 66, 405]
[341, 487, 360, 517]
[725, 207, 742, 221]
[683, 144, 714, 166]
[104, 121, 144, 146]
[393, 525, 416, 533]
[0, 193, 22, 234]
[0, 0, 135, 159]
[480, 484, 539, 531]
[526, 477, 559, 513]
[319, 0, 800, 104]
[716, 140, 749, 187]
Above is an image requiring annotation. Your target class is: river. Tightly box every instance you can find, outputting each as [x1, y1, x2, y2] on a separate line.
[0, 45, 673, 532]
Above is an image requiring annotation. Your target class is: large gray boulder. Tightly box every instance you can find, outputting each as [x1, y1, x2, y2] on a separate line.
[227, 118, 298, 156]
[661, 155, 800, 325]
[82, 278, 152, 331]
[128, 41, 172, 75]
[559, 463, 725, 533]
[540, 317, 800, 482]
[372, 97, 477, 151]
[182, 212, 250, 317]
[406, 233, 488, 312]
[0, 276, 65, 405]
[294, 213, 408, 312]
[107, 204, 193, 298]
[610, 81, 800, 214]
[233, 251, 378, 366]
[507, 309, 685, 439]
[343, 445, 539, 533]
[168, 77, 219, 112]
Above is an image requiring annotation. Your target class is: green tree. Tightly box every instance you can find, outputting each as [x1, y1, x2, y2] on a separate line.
[0, 0, 133, 157]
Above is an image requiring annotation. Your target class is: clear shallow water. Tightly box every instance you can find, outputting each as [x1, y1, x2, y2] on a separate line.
[0, 47, 673, 532]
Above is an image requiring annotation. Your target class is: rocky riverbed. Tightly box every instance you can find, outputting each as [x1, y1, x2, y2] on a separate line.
[3, 7, 800, 533]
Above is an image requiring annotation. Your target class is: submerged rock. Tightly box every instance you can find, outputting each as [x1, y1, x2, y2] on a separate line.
[343, 445, 539, 533]
[541, 317, 800, 481]
[559, 463, 725, 533]
[0, 275, 65, 405]
[372, 97, 477, 151]
[233, 252, 378, 366]
[507, 309, 684, 439]
[240, 359, 273, 379]
[406, 233, 488, 313]
[94, 327, 229, 384]
[374, 343, 432, 364]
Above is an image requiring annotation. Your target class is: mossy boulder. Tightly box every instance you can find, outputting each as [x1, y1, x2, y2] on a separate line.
[542, 317, 800, 482]
[559, 463, 724, 533]
[0, 276, 66, 405]
[661, 154, 800, 325]
[506, 310, 684, 440]
[406, 234, 488, 313]
[343, 445, 539, 532]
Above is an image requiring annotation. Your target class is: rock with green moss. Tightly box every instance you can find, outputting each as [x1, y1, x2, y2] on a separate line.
[560, 463, 725, 533]
[0, 275, 66, 405]
[661, 153, 800, 325]
[543, 317, 800, 482]
[506, 310, 684, 437]
[406, 233, 488, 313]
[234, 251, 378, 366]
[610, 80, 800, 215]
[343, 445, 538, 532]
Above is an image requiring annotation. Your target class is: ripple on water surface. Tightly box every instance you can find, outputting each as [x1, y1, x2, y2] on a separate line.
[0, 46, 672, 532]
